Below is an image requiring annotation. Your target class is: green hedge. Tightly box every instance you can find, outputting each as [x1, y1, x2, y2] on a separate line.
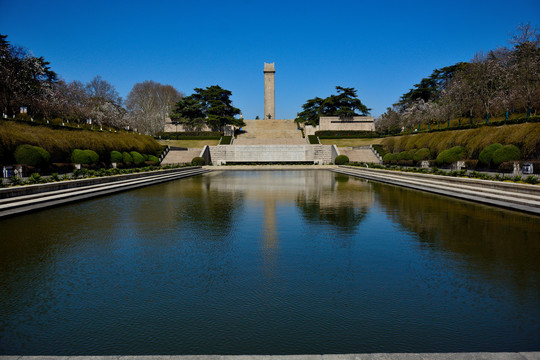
[334, 155, 349, 165]
[492, 145, 521, 165]
[413, 148, 431, 162]
[191, 157, 206, 166]
[383, 153, 397, 163]
[308, 135, 319, 144]
[148, 155, 159, 163]
[130, 151, 145, 165]
[71, 149, 99, 164]
[315, 130, 379, 139]
[157, 131, 222, 140]
[14, 144, 50, 167]
[220, 136, 232, 145]
[122, 151, 133, 164]
[110, 151, 123, 163]
[478, 143, 503, 167]
[435, 146, 467, 165]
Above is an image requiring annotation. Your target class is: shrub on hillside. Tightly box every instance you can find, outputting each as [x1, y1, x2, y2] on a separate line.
[130, 151, 145, 165]
[413, 148, 431, 162]
[397, 150, 414, 161]
[122, 152, 133, 164]
[147, 155, 159, 163]
[71, 149, 99, 164]
[478, 143, 503, 167]
[334, 155, 349, 165]
[191, 157, 206, 166]
[383, 153, 397, 163]
[14, 144, 50, 167]
[110, 151, 123, 163]
[435, 146, 467, 165]
[492, 145, 521, 166]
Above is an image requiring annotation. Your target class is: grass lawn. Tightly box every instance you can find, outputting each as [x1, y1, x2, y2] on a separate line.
[157, 139, 220, 148]
[320, 138, 384, 147]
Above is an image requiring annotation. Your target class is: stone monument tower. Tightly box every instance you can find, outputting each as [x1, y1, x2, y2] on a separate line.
[263, 62, 275, 120]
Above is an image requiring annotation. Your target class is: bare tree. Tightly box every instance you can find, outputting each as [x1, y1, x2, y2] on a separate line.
[126, 80, 183, 135]
[85, 75, 123, 127]
[510, 23, 540, 116]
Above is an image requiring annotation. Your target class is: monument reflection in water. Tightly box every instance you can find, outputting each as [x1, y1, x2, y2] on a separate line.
[0, 170, 539, 355]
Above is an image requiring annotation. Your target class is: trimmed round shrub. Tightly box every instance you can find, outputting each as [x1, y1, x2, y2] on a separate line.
[122, 151, 133, 164]
[191, 157, 206, 166]
[71, 149, 99, 164]
[397, 150, 414, 161]
[413, 148, 431, 162]
[130, 151, 145, 165]
[478, 143, 503, 167]
[383, 153, 397, 163]
[492, 145, 521, 166]
[334, 155, 349, 165]
[147, 155, 159, 163]
[435, 146, 467, 165]
[14, 144, 50, 167]
[110, 151, 123, 163]
[85, 150, 99, 164]
[142, 154, 149, 161]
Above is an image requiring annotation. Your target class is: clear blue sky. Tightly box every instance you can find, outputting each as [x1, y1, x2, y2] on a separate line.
[1, 0, 539, 119]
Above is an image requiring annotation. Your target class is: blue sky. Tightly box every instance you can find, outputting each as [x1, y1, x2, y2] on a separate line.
[1, 0, 539, 119]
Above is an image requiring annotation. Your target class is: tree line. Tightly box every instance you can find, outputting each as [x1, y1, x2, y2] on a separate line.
[1, 34, 242, 135]
[376, 24, 540, 133]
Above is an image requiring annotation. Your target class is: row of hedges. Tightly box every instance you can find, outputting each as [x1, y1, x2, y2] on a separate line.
[383, 143, 524, 171]
[0, 121, 162, 165]
[10, 144, 160, 170]
[381, 122, 540, 161]
[315, 130, 380, 139]
[156, 131, 222, 140]
[314, 115, 540, 139]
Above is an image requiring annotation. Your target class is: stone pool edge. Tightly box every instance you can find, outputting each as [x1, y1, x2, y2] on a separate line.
[333, 166, 540, 215]
[0, 167, 210, 218]
[1, 353, 539, 359]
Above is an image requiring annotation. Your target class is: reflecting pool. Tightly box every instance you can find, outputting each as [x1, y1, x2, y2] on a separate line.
[0, 170, 539, 354]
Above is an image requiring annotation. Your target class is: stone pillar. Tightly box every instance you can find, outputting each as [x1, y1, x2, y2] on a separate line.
[264, 62, 275, 120]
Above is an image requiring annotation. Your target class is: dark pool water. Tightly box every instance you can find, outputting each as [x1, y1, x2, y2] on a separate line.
[0, 170, 539, 354]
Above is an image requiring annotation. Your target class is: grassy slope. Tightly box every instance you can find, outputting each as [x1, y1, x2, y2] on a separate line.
[0, 121, 162, 164]
[380, 122, 540, 159]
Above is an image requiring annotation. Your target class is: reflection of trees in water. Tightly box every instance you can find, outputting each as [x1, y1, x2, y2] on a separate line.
[296, 194, 368, 233]
[373, 182, 540, 291]
[295, 174, 373, 234]
[173, 175, 245, 238]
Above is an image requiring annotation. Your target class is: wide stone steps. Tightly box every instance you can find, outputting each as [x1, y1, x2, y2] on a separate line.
[161, 148, 202, 164]
[333, 166, 540, 214]
[235, 119, 305, 145]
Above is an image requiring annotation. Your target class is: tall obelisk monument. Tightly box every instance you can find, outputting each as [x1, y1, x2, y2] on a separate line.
[263, 62, 275, 120]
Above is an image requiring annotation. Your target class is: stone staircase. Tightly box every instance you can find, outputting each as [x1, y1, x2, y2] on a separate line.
[161, 148, 202, 165]
[235, 119, 305, 145]
[338, 147, 381, 164]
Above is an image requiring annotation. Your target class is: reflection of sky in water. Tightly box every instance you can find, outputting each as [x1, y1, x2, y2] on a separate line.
[0, 170, 539, 355]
